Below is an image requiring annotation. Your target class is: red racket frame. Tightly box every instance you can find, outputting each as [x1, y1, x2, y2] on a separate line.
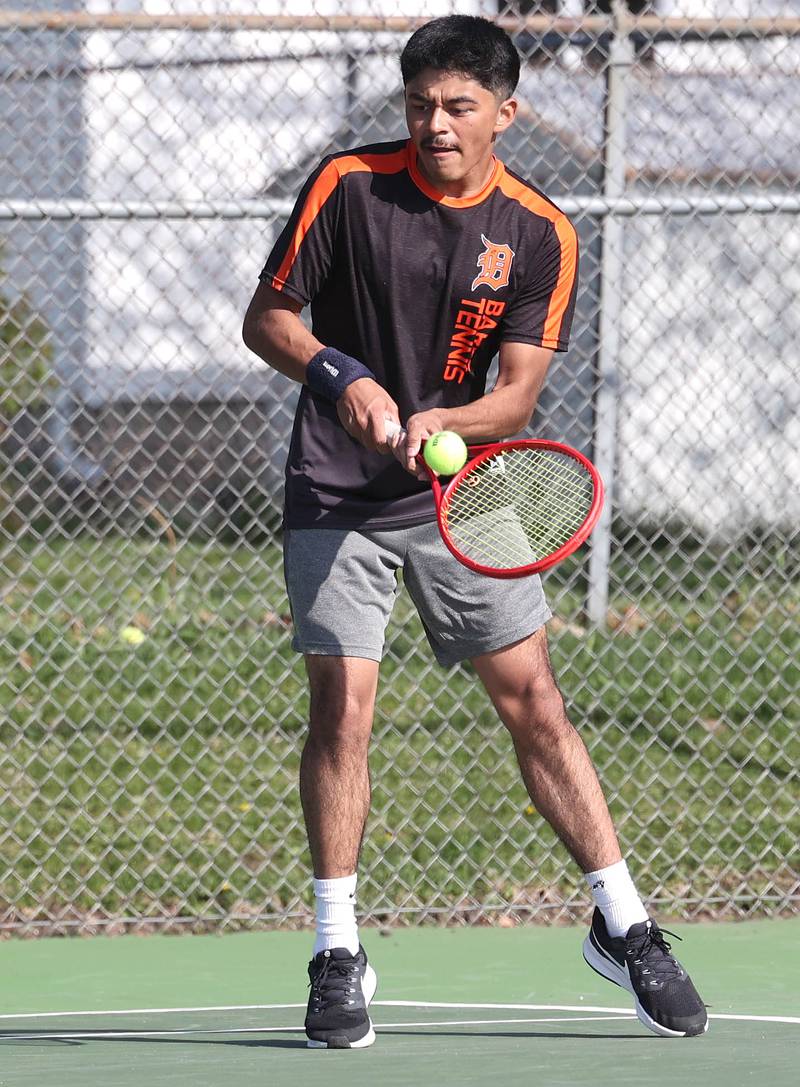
[422, 439, 605, 579]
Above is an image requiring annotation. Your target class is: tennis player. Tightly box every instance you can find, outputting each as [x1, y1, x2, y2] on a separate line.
[243, 14, 707, 1049]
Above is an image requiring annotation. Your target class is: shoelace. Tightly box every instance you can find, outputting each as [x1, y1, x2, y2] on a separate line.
[309, 956, 360, 1009]
[628, 925, 684, 981]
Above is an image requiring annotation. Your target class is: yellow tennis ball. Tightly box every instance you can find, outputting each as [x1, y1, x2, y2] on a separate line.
[423, 431, 468, 475]
[119, 625, 146, 647]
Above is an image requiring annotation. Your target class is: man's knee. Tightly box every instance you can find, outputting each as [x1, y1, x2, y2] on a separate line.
[474, 628, 569, 731]
[501, 672, 570, 739]
[306, 655, 378, 745]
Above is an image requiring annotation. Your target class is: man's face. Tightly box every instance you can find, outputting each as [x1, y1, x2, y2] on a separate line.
[404, 68, 517, 197]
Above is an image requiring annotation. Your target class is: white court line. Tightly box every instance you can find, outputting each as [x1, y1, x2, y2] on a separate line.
[0, 1002, 798, 1027]
[378, 1001, 635, 1014]
[0, 1004, 307, 1020]
[380, 1016, 635, 1028]
[1, 1027, 296, 1041]
[377, 1001, 800, 1025]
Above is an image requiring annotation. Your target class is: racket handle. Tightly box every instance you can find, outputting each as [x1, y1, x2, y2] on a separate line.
[384, 417, 406, 441]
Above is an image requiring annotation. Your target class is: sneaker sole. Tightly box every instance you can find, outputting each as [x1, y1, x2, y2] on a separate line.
[582, 932, 708, 1039]
[306, 962, 378, 1049]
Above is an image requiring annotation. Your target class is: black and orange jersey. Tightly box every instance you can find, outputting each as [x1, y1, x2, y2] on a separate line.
[260, 139, 578, 529]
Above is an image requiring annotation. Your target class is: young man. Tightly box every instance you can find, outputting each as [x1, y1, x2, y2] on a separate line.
[243, 14, 707, 1049]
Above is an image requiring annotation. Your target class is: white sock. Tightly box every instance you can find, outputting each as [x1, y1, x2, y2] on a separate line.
[313, 874, 359, 956]
[585, 859, 649, 938]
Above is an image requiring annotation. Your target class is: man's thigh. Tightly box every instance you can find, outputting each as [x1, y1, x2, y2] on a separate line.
[283, 528, 404, 661]
[402, 521, 552, 668]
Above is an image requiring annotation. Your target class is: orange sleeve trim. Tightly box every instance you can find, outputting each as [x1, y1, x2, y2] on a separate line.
[544, 216, 578, 345]
[273, 159, 340, 288]
[274, 149, 408, 288]
[497, 174, 578, 346]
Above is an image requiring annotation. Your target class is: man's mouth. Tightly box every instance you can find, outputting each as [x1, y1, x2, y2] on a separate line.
[424, 144, 459, 156]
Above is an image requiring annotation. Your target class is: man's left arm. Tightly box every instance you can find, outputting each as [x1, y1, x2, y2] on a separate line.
[398, 341, 553, 473]
[397, 211, 577, 472]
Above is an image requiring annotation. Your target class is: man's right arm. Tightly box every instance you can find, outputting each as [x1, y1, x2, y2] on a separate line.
[242, 280, 322, 384]
[241, 281, 401, 453]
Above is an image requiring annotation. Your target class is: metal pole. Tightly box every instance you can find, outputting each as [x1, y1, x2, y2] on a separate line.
[343, 52, 359, 148]
[586, 3, 634, 626]
[2, 193, 799, 220]
[3, 13, 800, 38]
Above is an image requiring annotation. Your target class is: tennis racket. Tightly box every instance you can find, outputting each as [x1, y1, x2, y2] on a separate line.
[385, 420, 604, 579]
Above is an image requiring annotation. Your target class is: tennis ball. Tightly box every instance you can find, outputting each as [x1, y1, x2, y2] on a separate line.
[423, 430, 468, 475]
[119, 625, 146, 647]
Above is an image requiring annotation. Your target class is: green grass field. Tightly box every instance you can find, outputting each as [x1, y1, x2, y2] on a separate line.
[1, 531, 798, 929]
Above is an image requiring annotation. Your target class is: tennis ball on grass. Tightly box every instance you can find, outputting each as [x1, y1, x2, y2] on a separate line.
[423, 431, 468, 475]
[119, 625, 146, 647]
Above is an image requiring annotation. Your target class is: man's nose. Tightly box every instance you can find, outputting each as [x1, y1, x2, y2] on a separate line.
[427, 105, 449, 133]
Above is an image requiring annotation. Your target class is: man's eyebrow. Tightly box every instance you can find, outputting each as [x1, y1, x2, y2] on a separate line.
[407, 91, 479, 105]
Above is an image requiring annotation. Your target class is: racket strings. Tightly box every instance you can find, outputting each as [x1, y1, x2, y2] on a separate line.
[444, 448, 595, 569]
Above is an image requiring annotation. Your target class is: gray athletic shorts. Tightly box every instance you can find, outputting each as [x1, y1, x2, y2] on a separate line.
[283, 522, 551, 668]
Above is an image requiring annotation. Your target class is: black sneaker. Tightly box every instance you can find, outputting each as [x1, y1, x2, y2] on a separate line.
[582, 908, 708, 1037]
[305, 945, 377, 1049]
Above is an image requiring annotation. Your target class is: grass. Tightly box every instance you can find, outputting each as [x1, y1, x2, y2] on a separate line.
[0, 528, 798, 930]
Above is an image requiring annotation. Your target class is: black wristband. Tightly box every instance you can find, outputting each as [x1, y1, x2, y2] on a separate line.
[305, 347, 375, 403]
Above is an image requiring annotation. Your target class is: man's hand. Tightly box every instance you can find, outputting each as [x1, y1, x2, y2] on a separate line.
[393, 410, 448, 479]
[337, 379, 401, 453]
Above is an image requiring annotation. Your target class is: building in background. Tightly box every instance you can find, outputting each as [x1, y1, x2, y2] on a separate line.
[1, 0, 799, 536]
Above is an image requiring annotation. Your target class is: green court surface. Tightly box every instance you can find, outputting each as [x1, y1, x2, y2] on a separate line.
[2, 919, 798, 1087]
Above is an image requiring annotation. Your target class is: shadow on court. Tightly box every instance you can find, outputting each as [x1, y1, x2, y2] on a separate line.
[0, 1023, 646, 1047]
[0, 1029, 305, 1050]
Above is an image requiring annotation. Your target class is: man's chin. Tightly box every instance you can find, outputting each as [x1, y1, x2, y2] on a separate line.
[419, 151, 464, 185]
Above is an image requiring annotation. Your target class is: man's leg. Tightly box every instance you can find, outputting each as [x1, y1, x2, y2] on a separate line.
[299, 654, 380, 1049]
[302, 654, 379, 880]
[471, 626, 622, 874]
[472, 627, 707, 1038]
[283, 526, 404, 1050]
[406, 523, 642, 917]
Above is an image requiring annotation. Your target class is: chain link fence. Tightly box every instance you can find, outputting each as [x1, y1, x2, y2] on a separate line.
[1, 1, 798, 935]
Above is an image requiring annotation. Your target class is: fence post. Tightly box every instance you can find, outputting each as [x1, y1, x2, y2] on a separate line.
[586, 3, 633, 625]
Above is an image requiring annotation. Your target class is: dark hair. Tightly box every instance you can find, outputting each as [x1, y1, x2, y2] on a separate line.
[400, 15, 520, 100]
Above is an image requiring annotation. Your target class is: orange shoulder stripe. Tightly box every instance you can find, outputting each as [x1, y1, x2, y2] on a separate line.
[497, 173, 579, 346]
[273, 149, 408, 288]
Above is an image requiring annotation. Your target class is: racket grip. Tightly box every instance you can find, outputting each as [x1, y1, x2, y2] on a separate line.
[384, 417, 406, 441]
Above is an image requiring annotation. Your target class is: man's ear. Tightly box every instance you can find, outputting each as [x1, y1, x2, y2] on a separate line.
[494, 96, 518, 135]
